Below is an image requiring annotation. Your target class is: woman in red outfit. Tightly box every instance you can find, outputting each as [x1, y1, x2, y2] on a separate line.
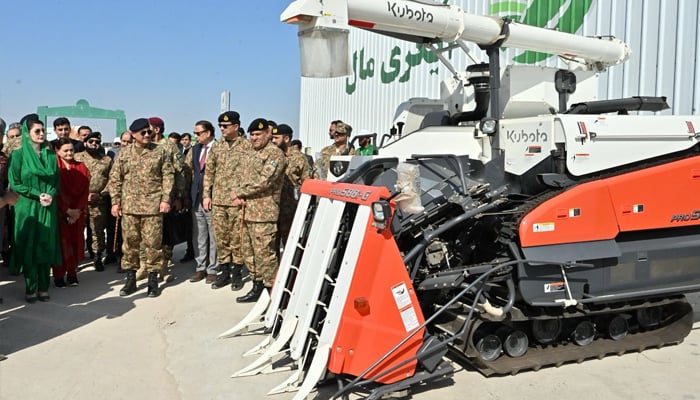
[52, 137, 90, 287]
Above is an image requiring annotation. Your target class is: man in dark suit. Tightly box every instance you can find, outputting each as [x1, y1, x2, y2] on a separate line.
[187, 120, 217, 283]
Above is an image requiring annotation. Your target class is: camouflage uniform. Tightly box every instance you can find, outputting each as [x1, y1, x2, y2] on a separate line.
[75, 151, 112, 255]
[2, 137, 21, 158]
[203, 136, 252, 266]
[137, 139, 185, 280]
[234, 141, 286, 287]
[278, 148, 310, 248]
[313, 143, 356, 179]
[109, 143, 174, 273]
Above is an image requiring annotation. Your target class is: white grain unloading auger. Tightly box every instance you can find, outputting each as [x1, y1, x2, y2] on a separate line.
[221, 1, 700, 399]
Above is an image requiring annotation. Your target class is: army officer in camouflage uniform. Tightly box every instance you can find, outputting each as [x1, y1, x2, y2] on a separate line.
[203, 111, 252, 291]
[109, 118, 174, 298]
[75, 131, 113, 271]
[271, 124, 309, 253]
[230, 118, 286, 303]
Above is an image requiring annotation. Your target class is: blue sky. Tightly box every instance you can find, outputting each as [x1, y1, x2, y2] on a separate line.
[0, 0, 301, 139]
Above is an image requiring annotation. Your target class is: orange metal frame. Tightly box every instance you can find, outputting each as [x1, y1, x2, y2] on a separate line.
[519, 155, 700, 247]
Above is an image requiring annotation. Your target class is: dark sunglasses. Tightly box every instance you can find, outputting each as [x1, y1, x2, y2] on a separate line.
[139, 129, 153, 135]
[193, 130, 208, 136]
[218, 124, 233, 128]
[87, 139, 101, 144]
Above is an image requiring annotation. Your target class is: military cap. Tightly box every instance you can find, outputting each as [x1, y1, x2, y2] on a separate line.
[276, 124, 293, 138]
[267, 120, 278, 134]
[218, 111, 240, 124]
[335, 122, 351, 136]
[248, 118, 268, 133]
[84, 131, 102, 142]
[148, 116, 164, 128]
[129, 118, 150, 132]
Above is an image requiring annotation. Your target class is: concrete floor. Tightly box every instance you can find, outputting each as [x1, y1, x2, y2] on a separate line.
[1, 245, 698, 400]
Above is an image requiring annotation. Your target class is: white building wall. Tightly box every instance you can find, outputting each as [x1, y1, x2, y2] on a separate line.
[298, 0, 700, 155]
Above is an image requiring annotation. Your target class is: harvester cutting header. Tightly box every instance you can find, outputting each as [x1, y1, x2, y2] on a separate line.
[223, 1, 700, 399]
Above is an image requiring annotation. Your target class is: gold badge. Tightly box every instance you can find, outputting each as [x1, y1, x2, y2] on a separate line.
[258, 122, 264, 129]
[273, 128, 278, 134]
[223, 115, 229, 121]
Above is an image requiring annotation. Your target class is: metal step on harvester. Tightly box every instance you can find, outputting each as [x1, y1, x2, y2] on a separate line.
[219, 175, 449, 400]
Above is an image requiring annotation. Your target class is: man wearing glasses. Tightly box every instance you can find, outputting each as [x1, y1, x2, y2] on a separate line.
[109, 118, 174, 298]
[75, 132, 113, 272]
[203, 111, 252, 291]
[314, 121, 356, 180]
[130, 117, 186, 284]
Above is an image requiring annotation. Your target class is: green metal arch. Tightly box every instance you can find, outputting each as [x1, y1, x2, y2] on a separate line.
[36, 99, 127, 135]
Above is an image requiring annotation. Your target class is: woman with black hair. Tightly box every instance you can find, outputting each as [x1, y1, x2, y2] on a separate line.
[8, 115, 61, 302]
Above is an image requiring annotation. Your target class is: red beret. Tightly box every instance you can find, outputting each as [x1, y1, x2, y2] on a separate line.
[148, 117, 164, 127]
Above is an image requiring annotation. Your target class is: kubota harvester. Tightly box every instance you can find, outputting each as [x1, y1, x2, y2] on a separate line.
[221, 1, 700, 399]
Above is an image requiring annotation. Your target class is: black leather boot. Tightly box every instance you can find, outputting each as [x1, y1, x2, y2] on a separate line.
[119, 270, 137, 296]
[94, 252, 104, 272]
[211, 263, 231, 289]
[230, 264, 244, 291]
[236, 281, 265, 303]
[103, 252, 118, 265]
[147, 271, 160, 298]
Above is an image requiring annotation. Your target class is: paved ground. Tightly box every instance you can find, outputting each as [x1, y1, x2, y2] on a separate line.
[1, 244, 698, 400]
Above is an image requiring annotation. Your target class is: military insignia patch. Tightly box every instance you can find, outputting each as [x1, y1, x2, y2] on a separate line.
[223, 115, 229, 121]
[258, 122, 264, 129]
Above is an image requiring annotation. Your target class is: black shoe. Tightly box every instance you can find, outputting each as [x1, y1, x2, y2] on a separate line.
[54, 278, 67, 288]
[103, 254, 118, 265]
[119, 270, 137, 296]
[38, 292, 50, 302]
[147, 271, 160, 297]
[230, 264, 244, 291]
[94, 252, 104, 272]
[236, 281, 265, 303]
[25, 293, 37, 304]
[179, 253, 195, 262]
[210, 264, 231, 289]
[67, 276, 79, 286]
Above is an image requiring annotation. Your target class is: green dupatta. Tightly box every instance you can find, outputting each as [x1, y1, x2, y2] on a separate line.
[8, 120, 61, 272]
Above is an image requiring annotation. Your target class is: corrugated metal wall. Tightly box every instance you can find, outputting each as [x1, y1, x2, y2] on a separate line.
[298, 0, 700, 155]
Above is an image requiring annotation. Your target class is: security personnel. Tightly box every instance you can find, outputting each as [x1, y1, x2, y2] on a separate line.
[271, 124, 309, 252]
[203, 111, 252, 291]
[132, 117, 186, 283]
[231, 118, 286, 303]
[314, 122, 356, 179]
[109, 118, 174, 298]
[75, 131, 113, 271]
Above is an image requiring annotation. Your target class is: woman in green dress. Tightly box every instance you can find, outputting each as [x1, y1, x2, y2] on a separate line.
[8, 115, 62, 303]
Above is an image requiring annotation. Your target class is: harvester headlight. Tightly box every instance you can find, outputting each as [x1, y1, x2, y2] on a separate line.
[371, 200, 392, 231]
[372, 201, 390, 223]
[479, 118, 498, 136]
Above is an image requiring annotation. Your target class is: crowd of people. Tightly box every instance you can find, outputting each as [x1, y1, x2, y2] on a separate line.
[0, 112, 378, 307]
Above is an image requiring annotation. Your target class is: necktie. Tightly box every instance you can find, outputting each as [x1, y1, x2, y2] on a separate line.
[199, 146, 208, 170]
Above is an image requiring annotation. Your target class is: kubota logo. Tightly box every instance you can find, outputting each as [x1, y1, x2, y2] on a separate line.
[490, 0, 593, 63]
